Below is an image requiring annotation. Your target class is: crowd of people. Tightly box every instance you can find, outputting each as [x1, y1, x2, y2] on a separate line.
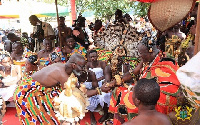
[0, 0, 199, 125]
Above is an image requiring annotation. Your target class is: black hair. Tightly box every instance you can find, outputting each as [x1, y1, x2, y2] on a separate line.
[29, 15, 38, 21]
[27, 55, 38, 65]
[12, 41, 23, 47]
[78, 17, 86, 23]
[123, 13, 132, 21]
[7, 32, 16, 39]
[95, 20, 102, 26]
[140, 34, 156, 52]
[66, 35, 75, 41]
[115, 9, 123, 17]
[88, 49, 97, 55]
[59, 16, 65, 20]
[134, 78, 160, 106]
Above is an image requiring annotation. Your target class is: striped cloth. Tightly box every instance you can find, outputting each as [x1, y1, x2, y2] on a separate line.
[14, 72, 62, 125]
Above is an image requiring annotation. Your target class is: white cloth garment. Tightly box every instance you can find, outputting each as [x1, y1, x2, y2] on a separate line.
[176, 51, 200, 107]
[89, 68, 111, 107]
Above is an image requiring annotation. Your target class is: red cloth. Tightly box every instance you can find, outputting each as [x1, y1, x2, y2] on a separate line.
[141, 53, 180, 114]
[109, 53, 180, 124]
[132, 0, 157, 3]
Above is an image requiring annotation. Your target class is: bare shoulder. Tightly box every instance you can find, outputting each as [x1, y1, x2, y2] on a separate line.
[122, 117, 140, 125]
[37, 49, 45, 58]
[32, 63, 64, 79]
[156, 112, 172, 125]
[86, 61, 91, 68]
[100, 60, 106, 67]
[32, 63, 66, 87]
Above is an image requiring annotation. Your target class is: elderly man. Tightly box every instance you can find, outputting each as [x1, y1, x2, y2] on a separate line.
[14, 53, 86, 125]
[102, 36, 180, 124]
[29, 15, 55, 52]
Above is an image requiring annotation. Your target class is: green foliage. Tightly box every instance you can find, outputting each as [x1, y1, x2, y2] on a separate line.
[132, 2, 150, 18]
[42, 0, 150, 20]
[42, 0, 69, 6]
[88, 0, 134, 21]
[75, 0, 92, 15]
[57, 0, 69, 7]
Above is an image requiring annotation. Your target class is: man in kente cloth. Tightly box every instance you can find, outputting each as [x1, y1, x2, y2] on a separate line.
[101, 36, 180, 125]
[14, 53, 86, 125]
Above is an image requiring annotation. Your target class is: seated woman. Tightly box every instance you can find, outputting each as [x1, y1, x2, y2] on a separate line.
[0, 53, 22, 103]
[11, 42, 26, 66]
[14, 54, 39, 119]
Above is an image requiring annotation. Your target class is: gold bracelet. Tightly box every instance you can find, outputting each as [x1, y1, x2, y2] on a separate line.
[129, 68, 136, 78]
[114, 75, 122, 85]
[128, 85, 134, 91]
[96, 87, 102, 95]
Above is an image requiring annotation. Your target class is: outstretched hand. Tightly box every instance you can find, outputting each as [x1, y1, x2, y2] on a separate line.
[101, 80, 116, 93]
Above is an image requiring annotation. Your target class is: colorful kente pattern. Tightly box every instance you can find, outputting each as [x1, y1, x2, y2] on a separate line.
[67, 42, 87, 59]
[109, 87, 138, 125]
[95, 48, 113, 64]
[14, 72, 62, 125]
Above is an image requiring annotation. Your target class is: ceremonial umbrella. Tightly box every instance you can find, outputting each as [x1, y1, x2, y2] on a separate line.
[131, 0, 157, 3]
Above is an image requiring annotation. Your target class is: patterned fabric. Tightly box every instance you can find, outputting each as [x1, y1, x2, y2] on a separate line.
[141, 52, 180, 114]
[176, 51, 200, 109]
[123, 56, 139, 69]
[39, 57, 51, 66]
[39, 47, 66, 66]
[14, 72, 62, 125]
[94, 48, 112, 64]
[109, 87, 138, 125]
[67, 42, 87, 58]
[109, 52, 180, 125]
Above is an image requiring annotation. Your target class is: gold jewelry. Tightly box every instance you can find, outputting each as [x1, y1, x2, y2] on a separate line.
[114, 75, 122, 85]
[129, 68, 135, 78]
[128, 85, 134, 91]
[96, 87, 102, 95]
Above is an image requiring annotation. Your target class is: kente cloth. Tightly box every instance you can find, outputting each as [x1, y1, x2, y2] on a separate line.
[67, 42, 87, 59]
[53, 47, 66, 63]
[39, 57, 51, 66]
[14, 72, 62, 125]
[122, 56, 139, 69]
[109, 87, 138, 125]
[13, 48, 32, 72]
[94, 48, 113, 64]
[108, 52, 180, 125]
[39, 47, 66, 66]
[141, 52, 180, 114]
[176, 51, 200, 109]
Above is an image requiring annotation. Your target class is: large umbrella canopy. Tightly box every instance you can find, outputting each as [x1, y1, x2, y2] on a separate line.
[0, 1, 69, 19]
[29, 1, 70, 17]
